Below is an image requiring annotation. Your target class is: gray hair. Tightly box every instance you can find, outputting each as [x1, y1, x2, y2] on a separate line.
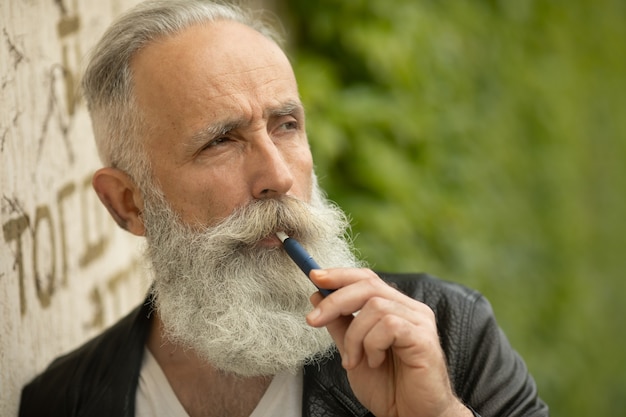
[82, 0, 284, 186]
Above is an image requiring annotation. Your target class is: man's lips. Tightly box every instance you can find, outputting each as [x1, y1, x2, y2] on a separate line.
[257, 234, 283, 248]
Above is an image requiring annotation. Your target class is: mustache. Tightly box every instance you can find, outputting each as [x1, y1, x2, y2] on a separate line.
[189, 195, 339, 250]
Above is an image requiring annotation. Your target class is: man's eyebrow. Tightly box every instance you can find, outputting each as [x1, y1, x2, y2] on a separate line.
[189, 119, 244, 147]
[187, 100, 304, 150]
[266, 100, 304, 118]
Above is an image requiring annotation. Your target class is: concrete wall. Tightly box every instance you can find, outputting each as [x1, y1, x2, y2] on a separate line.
[1, 1, 146, 415]
[1, 1, 277, 414]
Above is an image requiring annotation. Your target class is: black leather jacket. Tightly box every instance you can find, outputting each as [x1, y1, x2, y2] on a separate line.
[19, 273, 548, 416]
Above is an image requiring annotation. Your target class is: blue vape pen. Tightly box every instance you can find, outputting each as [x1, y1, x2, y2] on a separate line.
[276, 231, 333, 297]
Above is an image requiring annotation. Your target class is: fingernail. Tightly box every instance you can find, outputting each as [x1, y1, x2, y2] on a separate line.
[307, 307, 321, 322]
[311, 269, 327, 278]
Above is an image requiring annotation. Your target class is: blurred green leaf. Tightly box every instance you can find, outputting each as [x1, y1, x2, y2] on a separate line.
[280, 0, 626, 415]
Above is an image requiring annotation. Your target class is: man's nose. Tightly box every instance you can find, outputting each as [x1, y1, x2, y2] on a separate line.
[249, 136, 294, 199]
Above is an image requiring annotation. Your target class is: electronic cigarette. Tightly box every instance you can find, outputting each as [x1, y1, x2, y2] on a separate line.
[276, 231, 333, 297]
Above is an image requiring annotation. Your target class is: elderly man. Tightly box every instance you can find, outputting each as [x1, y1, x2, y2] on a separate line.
[19, 1, 548, 416]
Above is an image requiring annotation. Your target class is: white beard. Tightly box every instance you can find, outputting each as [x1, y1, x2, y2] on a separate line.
[141, 178, 362, 377]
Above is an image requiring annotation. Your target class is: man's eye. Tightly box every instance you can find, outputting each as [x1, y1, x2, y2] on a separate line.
[204, 137, 230, 149]
[279, 121, 298, 131]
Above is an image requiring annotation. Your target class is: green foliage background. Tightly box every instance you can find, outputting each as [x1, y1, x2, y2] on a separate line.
[278, 0, 625, 415]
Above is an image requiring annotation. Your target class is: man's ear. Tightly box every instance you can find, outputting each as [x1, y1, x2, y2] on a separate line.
[92, 167, 146, 236]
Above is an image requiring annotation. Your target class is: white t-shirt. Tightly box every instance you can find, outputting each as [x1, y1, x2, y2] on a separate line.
[135, 348, 302, 417]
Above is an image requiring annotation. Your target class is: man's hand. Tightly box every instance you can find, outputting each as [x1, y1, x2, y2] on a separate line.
[306, 268, 473, 417]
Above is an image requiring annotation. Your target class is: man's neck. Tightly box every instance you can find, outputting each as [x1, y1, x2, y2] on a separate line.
[146, 313, 273, 417]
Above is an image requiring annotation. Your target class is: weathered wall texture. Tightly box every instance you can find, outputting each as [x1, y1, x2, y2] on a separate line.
[1, 1, 146, 415]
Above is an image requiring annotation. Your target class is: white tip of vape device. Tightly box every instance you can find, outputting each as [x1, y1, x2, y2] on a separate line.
[276, 231, 289, 242]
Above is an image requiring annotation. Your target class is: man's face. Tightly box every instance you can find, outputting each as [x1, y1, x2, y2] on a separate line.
[131, 20, 313, 234]
[126, 20, 354, 376]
